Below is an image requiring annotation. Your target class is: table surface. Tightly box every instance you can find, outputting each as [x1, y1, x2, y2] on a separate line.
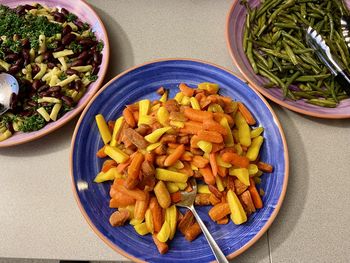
[1, 0, 350, 262]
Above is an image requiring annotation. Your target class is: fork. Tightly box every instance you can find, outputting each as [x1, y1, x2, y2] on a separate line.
[176, 178, 229, 263]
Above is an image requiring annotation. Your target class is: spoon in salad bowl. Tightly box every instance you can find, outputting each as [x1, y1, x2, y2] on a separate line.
[176, 178, 229, 263]
[0, 73, 19, 116]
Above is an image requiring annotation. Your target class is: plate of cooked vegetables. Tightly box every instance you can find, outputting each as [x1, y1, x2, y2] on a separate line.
[226, 0, 350, 118]
[71, 59, 289, 262]
[0, 0, 109, 147]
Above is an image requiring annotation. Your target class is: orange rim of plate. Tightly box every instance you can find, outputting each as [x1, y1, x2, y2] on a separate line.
[70, 58, 289, 262]
[225, 0, 350, 119]
[0, 0, 110, 147]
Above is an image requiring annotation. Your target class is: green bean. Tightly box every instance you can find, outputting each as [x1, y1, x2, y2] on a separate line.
[292, 91, 317, 99]
[285, 71, 301, 88]
[283, 42, 298, 65]
[293, 48, 314, 54]
[335, 40, 348, 67]
[300, 3, 307, 17]
[267, 56, 274, 69]
[281, 31, 306, 48]
[274, 22, 299, 30]
[306, 99, 337, 107]
[258, 65, 290, 97]
[256, 0, 284, 19]
[271, 31, 282, 43]
[268, 0, 296, 24]
[296, 74, 331, 82]
[268, 55, 283, 72]
[253, 50, 270, 69]
[243, 24, 249, 52]
[327, 13, 334, 41]
[247, 41, 258, 74]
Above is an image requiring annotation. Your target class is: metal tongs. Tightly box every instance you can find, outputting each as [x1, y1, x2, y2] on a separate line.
[305, 26, 350, 96]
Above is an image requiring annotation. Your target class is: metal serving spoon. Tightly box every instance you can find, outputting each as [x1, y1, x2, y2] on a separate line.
[0, 73, 19, 115]
[176, 178, 229, 263]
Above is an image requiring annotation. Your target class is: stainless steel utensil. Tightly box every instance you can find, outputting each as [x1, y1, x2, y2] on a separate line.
[305, 26, 350, 96]
[0, 73, 19, 115]
[176, 178, 229, 263]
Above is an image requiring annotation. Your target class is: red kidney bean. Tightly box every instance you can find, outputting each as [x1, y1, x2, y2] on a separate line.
[70, 59, 84, 67]
[62, 33, 76, 46]
[79, 38, 95, 47]
[92, 65, 99, 75]
[86, 57, 93, 65]
[47, 62, 55, 69]
[77, 50, 88, 61]
[4, 54, 18, 62]
[53, 43, 64, 52]
[20, 111, 32, 117]
[22, 49, 30, 60]
[6, 122, 14, 134]
[15, 6, 25, 15]
[62, 25, 72, 36]
[74, 20, 84, 30]
[52, 92, 63, 98]
[53, 12, 66, 23]
[93, 52, 102, 65]
[61, 8, 69, 17]
[8, 65, 21, 74]
[15, 58, 24, 67]
[68, 82, 75, 89]
[39, 91, 51, 97]
[42, 51, 52, 61]
[61, 96, 74, 106]
[21, 38, 30, 48]
[27, 101, 37, 107]
[66, 69, 79, 75]
[32, 80, 42, 90]
[48, 86, 61, 93]
[32, 64, 40, 75]
[38, 84, 49, 93]
[23, 4, 35, 10]
[74, 79, 83, 90]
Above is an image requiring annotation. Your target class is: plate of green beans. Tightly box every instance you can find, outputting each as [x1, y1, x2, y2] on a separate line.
[226, 0, 350, 118]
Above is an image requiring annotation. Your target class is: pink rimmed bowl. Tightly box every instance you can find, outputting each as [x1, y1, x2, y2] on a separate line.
[0, 0, 109, 147]
[226, 0, 350, 119]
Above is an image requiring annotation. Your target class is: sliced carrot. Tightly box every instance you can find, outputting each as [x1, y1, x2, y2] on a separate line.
[217, 166, 227, 177]
[125, 152, 145, 189]
[145, 152, 154, 163]
[209, 153, 218, 177]
[257, 161, 273, 173]
[132, 110, 139, 123]
[150, 197, 163, 233]
[123, 108, 136, 128]
[107, 120, 115, 133]
[197, 130, 223, 144]
[211, 143, 225, 153]
[179, 83, 195, 97]
[221, 152, 249, 168]
[178, 162, 194, 177]
[183, 108, 213, 122]
[164, 144, 185, 166]
[170, 191, 182, 203]
[116, 151, 137, 173]
[179, 121, 203, 135]
[102, 159, 117, 173]
[208, 202, 230, 221]
[238, 102, 256, 125]
[248, 178, 263, 209]
[203, 119, 227, 135]
[190, 135, 201, 148]
[167, 143, 180, 149]
[96, 145, 107, 158]
[109, 192, 136, 208]
[134, 191, 150, 220]
[152, 234, 168, 254]
[191, 155, 209, 168]
[213, 112, 234, 126]
[113, 180, 147, 201]
[199, 166, 215, 185]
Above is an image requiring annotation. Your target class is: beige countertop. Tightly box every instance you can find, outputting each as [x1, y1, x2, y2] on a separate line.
[1, 0, 350, 262]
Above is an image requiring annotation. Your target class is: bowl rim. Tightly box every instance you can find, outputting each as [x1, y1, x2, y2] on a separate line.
[0, 0, 110, 147]
[225, 0, 350, 119]
[70, 58, 289, 262]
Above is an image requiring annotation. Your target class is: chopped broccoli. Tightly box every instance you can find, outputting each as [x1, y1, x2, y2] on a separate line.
[88, 74, 98, 81]
[96, 41, 104, 52]
[66, 13, 77, 22]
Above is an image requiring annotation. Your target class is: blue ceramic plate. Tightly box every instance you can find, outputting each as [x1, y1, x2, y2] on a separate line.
[70, 59, 289, 262]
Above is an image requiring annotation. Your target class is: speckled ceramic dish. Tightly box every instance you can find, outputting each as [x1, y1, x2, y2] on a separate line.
[226, 0, 350, 119]
[0, 0, 109, 147]
[70, 59, 289, 262]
